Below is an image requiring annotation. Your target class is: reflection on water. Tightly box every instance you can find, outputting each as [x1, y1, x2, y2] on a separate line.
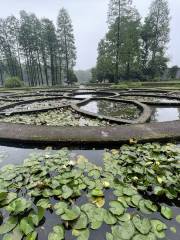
[0, 145, 104, 168]
[73, 92, 114, 99]
[80, 100, 140, 120]
[151, 107, 180, 122]
[74, 94, 93, 99]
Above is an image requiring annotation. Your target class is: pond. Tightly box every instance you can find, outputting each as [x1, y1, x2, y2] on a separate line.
[150, 107, 180, 122]
[0, 108, 112, 126]
[120, 95, 180, 104]
[72, 92, 115, 99]
[0, 143, 179, 240]
[80, 100, 140, 120]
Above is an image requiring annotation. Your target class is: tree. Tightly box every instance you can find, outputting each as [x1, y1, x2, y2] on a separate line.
[41, 18, 58, 85]
[107, 0, 133, 82]
[169, 65, 179, 79]
[57, 8, 76, 85]
[96, 39, 115, 82]
[142, 0, 170, 79]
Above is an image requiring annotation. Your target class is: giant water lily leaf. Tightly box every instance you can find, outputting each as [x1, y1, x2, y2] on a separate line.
[62, 185, 73, 199]
[151, 219, 167, 239]
[92, 196, 105, 208]
[176, 215, 180, 223]
[0, 192, 17, 206]
[20, 218, 34, 236]
[103, 210, 117, 225]
[48, 225, 64, 240]
[91, 188, 104, 197]
[132, 233, 156, 240]
[0, 217, 18, 234]
[73, 212, 88, 230]
[72, 229, 89, 240]
[54, 201, 68, 215]
[36, 199, 51, 209]
[6, 198, 31, 215]
[132, 215, 151, 234]
[26, 231, 37, 240]
[123, 187, 137, 196]
[0, 189, 8, 201]
[106, 233, 113, 240]
[61, 206, 81, 221]
[1, 226, 22, 240]
[131, 195, 142, 206]
[28, 207, 45, 227]
[109, 201, 124, 216]
[117, 213, 131, 222]
[161, 206, 173, 219]
[88, 169, 101, 179]
[111, 221, 135, 240]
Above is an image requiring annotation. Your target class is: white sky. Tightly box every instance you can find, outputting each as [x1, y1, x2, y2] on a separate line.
[0, 0, 180, 70]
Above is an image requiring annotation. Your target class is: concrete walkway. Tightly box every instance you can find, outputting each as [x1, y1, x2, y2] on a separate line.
[0, 121, 180, 145]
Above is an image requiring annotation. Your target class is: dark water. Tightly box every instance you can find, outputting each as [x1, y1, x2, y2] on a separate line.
[150, 107, 180, 122]
[0, 144, 179, 240]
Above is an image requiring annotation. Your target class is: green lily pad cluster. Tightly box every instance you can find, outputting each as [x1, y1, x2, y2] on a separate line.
[0, 108, 111, 126]
[0, 143, 179, 240]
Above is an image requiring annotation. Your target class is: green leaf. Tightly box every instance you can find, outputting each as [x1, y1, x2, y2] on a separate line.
[0, 217, 18, 234]
[72, 229, 89, 240]
[117, 213, 131, 222]
[62, 185, 73, 199]
[73, 212, 88, 229]
[170, 227, 176, 234]
[123, 186, 137, 196]
[88, 169, 101, 179]
[132, 233, 156, 240]
[19, 218, 34, 236]
[26, 231, 37, 240]
[154, 186, 165, 196]
[61, 206, 81, 221]
[91, 188, 104, 197]
[106, 233, 114, 240]
[109, 201, 124, 216]
[112, 221, 135, 240]
[6, 198, 31, 215]
[48, 225, 64, 240]
[131, 195, 142, 206]
[36, 199, 51, 209]
[54, 201, 68, 215]
[176, 215, 180, 223]
[132, 215, 151, 234]
[0, 192, 17, 206]
[103, 210, 117, 225]
[0, 190, 8, 201]
[151, 219, 167, 239]
[161, 206, 173, 219]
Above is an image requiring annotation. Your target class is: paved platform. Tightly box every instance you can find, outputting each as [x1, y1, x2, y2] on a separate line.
[0, 121, 179, 145]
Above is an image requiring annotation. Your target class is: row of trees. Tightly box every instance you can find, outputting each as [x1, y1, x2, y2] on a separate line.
[0, 8, 77, 86]
[92, 0, 171, 83]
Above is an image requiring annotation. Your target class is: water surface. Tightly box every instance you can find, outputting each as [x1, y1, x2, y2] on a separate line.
[151, 107, 180, 122]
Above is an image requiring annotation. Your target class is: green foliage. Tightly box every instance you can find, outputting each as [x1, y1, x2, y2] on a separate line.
[0, 144, 179, 239]
[4, 77, 24, 88]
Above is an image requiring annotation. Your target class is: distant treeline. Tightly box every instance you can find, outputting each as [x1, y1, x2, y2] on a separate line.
[91, 0, 174, 83]
[0, 8, 77, 86]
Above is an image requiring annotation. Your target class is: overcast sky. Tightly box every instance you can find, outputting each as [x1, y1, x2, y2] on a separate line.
[1, 0, 180, 70]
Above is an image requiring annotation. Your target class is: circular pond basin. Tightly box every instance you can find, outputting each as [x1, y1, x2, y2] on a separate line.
[80, 100, 141, 120]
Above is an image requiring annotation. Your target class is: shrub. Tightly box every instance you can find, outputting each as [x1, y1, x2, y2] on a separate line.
[4, 77, 24, 88]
